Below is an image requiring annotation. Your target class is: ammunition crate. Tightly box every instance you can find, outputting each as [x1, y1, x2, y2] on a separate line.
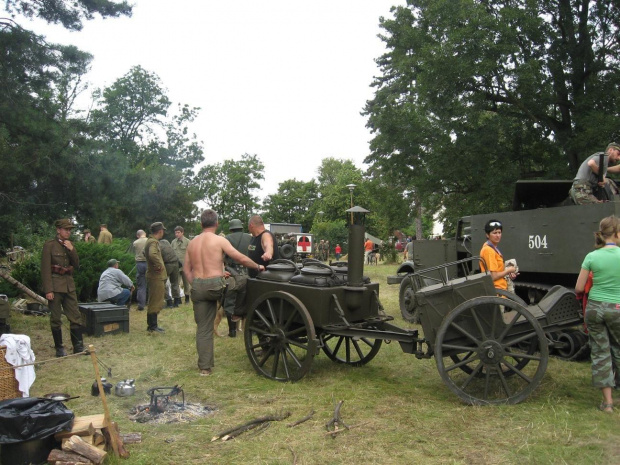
[79, 302, 129, 337]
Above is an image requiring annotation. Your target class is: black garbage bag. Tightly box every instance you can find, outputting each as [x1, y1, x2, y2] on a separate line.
[0, 397, 74, 443]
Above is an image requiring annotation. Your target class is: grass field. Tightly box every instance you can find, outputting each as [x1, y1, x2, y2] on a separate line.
[9, 263, 620, 464]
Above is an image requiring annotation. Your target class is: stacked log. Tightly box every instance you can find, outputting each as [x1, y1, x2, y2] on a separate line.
[47, 414, 139, 464]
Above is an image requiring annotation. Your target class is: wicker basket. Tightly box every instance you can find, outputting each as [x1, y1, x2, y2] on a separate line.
[0, 345, 21, 401]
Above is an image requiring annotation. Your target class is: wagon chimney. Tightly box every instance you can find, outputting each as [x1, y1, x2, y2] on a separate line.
[346, 206, 369, 287]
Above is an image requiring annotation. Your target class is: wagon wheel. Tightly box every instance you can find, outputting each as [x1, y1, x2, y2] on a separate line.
[320, 331, 382, 366]
[435, 296, 548, 405]
[449, 290, 535, 375]
[244, 291, 317, 382]
[399, 276, 420, 323]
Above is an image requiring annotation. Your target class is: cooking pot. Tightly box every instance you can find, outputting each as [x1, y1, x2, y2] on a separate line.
[115, 379, 136, 397]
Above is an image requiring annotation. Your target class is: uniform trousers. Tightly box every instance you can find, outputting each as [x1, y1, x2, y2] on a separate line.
[191, 277, 225, 370]
[49, 291, 83, 330]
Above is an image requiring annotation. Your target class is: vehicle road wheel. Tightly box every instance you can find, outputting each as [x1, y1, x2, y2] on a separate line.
[320, 331, 382, 366]
[399, 276, 420, 323]
[244, 291, 317, 382]
[435, 296, 548, 405]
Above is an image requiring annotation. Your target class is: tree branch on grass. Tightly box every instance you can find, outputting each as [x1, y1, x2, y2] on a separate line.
[211, 411, 290, 442]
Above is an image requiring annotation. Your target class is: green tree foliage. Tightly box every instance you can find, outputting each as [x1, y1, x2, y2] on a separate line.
[364, 0, 620, 229]
[0, 0, 133, 248]
[196, 154, 264, 228]
[262, 179, 319, 231]
[90, 65, 171, 159]
[71, 66, 203, 237]
[0, 21, 95, 246]
[310, 219, 349, 256]
[4, 0, 132, 31]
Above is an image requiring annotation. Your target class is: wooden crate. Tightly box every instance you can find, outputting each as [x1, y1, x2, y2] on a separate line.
[0, 345, 21, 401]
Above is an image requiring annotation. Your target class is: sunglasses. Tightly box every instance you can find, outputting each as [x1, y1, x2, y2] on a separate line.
[489, 221, 502, 228]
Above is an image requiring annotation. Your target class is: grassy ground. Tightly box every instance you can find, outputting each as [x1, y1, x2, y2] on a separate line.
[8, 263, 620, 464]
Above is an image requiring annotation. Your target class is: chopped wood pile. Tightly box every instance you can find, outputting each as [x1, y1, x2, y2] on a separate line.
[47, 414, 140, 465]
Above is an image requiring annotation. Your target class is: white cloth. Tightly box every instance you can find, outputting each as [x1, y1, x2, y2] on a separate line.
[0, 334, 36, 397]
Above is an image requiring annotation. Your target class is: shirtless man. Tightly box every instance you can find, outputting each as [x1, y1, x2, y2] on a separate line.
[184, 209, 265, 376]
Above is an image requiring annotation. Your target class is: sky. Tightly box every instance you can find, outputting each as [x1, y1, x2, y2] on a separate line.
[23, 0, 406, 199]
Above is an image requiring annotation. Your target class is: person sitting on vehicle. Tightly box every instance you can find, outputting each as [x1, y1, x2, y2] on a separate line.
[479, 219, 518, 290]
[570, 142, 620, 205]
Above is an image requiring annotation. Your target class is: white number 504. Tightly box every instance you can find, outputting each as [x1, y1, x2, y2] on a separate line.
[528, 235, 548, 249]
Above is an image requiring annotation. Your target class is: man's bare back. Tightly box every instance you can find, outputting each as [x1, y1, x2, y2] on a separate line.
[184, 229, 263, 282]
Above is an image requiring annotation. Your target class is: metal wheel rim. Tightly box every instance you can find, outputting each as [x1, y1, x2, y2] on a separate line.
[399, 277, 420, 323]
[244, 291, 317, 382]
[435, 296, 548, 405]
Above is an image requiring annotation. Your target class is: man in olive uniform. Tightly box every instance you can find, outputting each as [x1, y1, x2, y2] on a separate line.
[98, 224, 113, 244]
[172, 226, 191, 303]
[145, 222, 167, 332]
[41, 219, 87, 357]
[133, 230, 148, 310]
[223, 219, 252, 337]
[83, 229, 96, 243]
[159, 237, 180, 307]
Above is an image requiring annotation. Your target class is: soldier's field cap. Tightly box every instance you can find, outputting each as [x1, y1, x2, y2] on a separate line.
[83, 229, 91, 234]
[55, 219, 76, 229]
[229, 219, 243, 231]
[150, 222, 166, 233]
[107, 259, 119, 267]
[607, 142, 620, 152]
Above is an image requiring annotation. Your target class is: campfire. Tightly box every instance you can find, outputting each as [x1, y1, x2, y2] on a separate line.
[129, 385, 216, 424]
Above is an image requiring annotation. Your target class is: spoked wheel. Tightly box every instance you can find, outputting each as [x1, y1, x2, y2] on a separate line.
[320, 331, 382, 366]
[399, 276, 420, 323]
[449, 291, 536, 376]
[435, 296, 548, 405]
[244, 291, 317, 382]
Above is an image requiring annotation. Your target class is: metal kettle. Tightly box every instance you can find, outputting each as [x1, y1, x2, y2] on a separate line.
[115, 379, 136, 397]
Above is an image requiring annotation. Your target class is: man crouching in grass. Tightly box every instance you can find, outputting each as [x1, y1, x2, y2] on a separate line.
[183, 209, 265, 376]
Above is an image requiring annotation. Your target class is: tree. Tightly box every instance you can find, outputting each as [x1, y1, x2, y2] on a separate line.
[262, 179, 319, 231]
[80, 67, 204, 237]
[364, 0, 620, 229]
[90, 65, 171, 160]
[196, 154, 264, 228]
[0, 0, 131, 248]
[4, 0, 132, 31]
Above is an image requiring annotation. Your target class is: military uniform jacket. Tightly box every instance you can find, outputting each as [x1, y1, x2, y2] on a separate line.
[145, 236, 167, 281]
[159, 239, 178, 265]
[98, 230, 113, 244]
[171, 236, 190, 264]
[225, 232, 252, 273]
[41, 238, 79, 294]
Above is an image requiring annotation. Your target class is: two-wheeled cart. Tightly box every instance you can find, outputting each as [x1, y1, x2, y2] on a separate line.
[242, 211, 584, 405]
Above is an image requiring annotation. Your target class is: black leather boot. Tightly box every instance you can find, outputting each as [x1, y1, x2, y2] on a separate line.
[185, 295, 190, 304]
[70, 326, 86, 354]
[0, 320, 10, 336]
[51, 328, 67, 357]
[147, 313, 165, 333]
[226, 314, 236, 338]
[173, 297, 181, 307]
[166, 299, 173, 308]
